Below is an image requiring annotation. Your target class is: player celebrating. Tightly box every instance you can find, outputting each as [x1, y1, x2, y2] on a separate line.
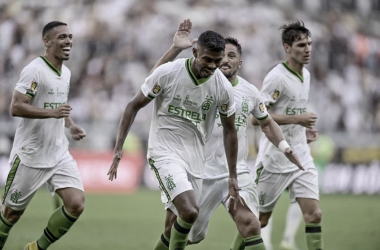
[0, 21, 86, 250]
[150, 19, 303, 250]
[252, 20, 323, 250]
[107, 24, 241, 250]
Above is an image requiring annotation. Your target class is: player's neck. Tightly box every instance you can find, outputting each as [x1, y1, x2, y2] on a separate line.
[43, 53, 63, 71]
[284, 59, 303, 75]
[228, 75, 237, 84]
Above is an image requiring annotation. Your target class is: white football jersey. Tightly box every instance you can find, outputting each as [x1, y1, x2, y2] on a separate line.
[204, 76, 268, 178]
[141, 58, 236, 178]
[256, 63, 313, 173]
[10, 56, 71, 168]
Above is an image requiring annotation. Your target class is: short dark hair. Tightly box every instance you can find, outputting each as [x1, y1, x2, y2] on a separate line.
[197, 30, 225, 52]
[42, 21, 67, 39]
[280, 20, 311, 46]
[225, 37, 242, 55]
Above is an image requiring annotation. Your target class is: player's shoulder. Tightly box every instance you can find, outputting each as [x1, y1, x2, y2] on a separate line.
[263, 63, 288, 83]
[237, 76, 261, 97]
[302, 66, 311, 77]
[19, 57, 45, 76]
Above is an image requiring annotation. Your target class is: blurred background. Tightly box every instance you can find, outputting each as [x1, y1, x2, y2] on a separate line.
[0, 0, 379, 249]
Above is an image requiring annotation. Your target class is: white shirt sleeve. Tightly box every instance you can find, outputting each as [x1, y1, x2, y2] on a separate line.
[15, 64, 40, 98]
[250, 87, 269, 120]
[141, 62, 173, 100]
[260, 74, 284, 108]
[218, 75, 235, 117]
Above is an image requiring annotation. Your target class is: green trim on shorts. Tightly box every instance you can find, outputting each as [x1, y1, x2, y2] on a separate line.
[148, 158, 172, 202]
[254, 165, 264, 185]
[2, 155, 21, 203]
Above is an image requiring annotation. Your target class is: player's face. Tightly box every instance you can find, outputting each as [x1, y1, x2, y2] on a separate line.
[46, 26, 73, 61]
[287, 34, 312, 65]
[192, 47, 224, 78]
[219, 44, 242, 79]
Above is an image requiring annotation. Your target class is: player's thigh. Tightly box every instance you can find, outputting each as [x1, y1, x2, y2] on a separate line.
[289, 163, 319, 203]
[46, 152, 84, 202]
[149, 159, 200, 214]
[189, 178, 226, 243]
[256, 168, 295, 213]
[3, 155, 54, 211]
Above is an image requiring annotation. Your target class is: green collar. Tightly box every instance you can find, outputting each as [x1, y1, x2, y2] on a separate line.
[40, 56, 62, 76]
[282, 62, 303, 83]
[185, 58, 212, 86]
[231, 77, 239, 87]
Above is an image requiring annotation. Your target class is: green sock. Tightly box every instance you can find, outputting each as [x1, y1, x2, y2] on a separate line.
[244, 234, 266, 250]
[305, 223, 323, 250]
[153, 233, 170, 250]
[37, 206, 78, 249]
[0, 211, 14, 249]
[169, 217, 193, 250]
[230, 232, 245, 250]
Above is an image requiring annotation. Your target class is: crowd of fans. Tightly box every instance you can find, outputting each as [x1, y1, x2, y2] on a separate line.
[0, 0, 379, 151]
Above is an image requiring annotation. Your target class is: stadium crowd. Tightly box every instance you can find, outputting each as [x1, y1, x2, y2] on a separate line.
[0, 0, 379, 151]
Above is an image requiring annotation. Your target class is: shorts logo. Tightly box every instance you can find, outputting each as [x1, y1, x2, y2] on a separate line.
[10, 190, 22, 204]
[259, 102, 265, 113]
[152, 84, 161, 94]
[165, 174, 176, 191]
[273, 90, 280, 100]
[258, 191, 267, 206]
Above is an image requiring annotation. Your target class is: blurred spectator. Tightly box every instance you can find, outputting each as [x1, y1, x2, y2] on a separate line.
[1, 0, 379, 151]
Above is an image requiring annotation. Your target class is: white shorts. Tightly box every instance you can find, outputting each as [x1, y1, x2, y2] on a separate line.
[2, 151, 84, 211]
[189, 172, 259, 243]
[148, 158, 202, 216]
[256, 162, 319, 213]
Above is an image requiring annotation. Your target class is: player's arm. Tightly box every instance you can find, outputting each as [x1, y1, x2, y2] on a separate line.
[255, 115, 304, 170]
[149, 19, 197, 74]
[108, 90, 151, 180]
[220, 113, 244, 209]
[65, 117, 86, 141]
[11, 90, 71, 119]
[251, 106, 317, 128]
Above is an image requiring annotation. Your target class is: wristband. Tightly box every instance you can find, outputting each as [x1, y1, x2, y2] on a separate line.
[278, 140, 290, 153]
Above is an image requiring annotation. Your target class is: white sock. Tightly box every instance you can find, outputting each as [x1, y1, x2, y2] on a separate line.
[261, 217, 273, 250]
[282, 202, 303, 245]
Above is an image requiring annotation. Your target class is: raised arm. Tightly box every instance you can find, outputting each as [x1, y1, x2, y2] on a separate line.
[108, 90, 152, 180]
[149, 19, 198, 74]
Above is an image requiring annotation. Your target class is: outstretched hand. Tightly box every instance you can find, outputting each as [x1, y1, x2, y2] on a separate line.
[107, 150, 123, 181]
[224, 178, 243, 210]
[284, 148, 304, 171]
[172, 19, 198, 50]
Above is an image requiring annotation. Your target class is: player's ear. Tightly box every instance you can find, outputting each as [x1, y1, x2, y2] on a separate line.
[192, 47, 198, 58]
[43, 36, 50, 48]
[283, 43, 290, 53]
[238, 60, 242, 69]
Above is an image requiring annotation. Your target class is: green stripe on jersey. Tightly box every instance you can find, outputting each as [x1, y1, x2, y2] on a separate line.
[40, 56, 62, 76]
[231, 77, 239, 87]
[256, 114, 269, 120]
[282, 62, 303, 83]
[2, 156, 21, 203]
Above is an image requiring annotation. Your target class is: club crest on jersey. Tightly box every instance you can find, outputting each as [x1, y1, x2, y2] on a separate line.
[201, 96, 214, 111]
[241, 100, 249, 114]
[152, 84, 161, 94]
[272, 90, 280, 100]
[259, 102, 265, 113]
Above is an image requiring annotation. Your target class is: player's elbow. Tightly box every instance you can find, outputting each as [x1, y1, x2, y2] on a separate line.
[10, 103, 22, 117]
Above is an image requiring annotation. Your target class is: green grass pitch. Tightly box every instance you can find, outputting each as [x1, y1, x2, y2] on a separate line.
[5, 189, 380, 249]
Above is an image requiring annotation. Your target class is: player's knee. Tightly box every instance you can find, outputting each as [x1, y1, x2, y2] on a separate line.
[3, 207, 24, 224]
[179, 205, 199, 223]
[304, 209, 322, 224]
[65, 195, 85, 217]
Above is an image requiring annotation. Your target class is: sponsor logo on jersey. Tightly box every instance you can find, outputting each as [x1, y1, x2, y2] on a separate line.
[152, 84, 161, 94]
[44, 102, 66, 109]
[273, 90, 280, 100]
[259, 102, 265, 113]
[286, 107, 307, 115]
[220, 104, 227, 112]
[30, 82, 37, 92]
[168, 105, 206, 126]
